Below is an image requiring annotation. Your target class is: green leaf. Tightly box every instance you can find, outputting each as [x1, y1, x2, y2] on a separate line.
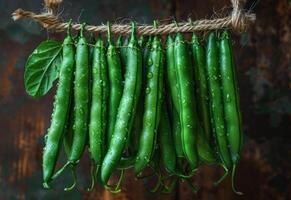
[24, 40, 62, 98]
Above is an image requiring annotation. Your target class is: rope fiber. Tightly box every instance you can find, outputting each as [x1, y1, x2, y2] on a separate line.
[12, 0, 255, 35]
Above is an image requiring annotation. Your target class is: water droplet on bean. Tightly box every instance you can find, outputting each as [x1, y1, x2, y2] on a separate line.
[145, 87, 151, 94]
[148, 58, 153, 66]
[147, 72, 153, 79]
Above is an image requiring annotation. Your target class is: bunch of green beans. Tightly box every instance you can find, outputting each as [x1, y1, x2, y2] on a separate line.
[28, 21, 243, 194]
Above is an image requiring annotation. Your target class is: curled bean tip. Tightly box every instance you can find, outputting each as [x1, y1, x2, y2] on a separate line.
[43, 182, 50, 189]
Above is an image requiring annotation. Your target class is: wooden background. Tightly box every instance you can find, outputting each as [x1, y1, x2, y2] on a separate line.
[0, 0, 290, 199]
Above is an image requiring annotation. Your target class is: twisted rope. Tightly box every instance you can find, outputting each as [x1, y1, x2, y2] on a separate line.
[12, 0, 255, 35]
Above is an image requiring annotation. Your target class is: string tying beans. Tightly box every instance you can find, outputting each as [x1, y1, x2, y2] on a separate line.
[11, 0, 255, 35]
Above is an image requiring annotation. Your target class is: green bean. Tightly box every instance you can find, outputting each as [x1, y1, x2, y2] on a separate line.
[86, 34, 97, 191]
[69, 24, 89, 165]
[206, 32, 232, 184]
[107, 24, 123, 147]
[63, 33, 80, 159]
[42, 22, 75, 189]
[166, 35, 184, 158]
[191, 33, 217, 164]
[134, 35, 164, 175]
[128, 36, 150, 155]
[174, 33, 198, 171]
[219, 31, 243, 195]
[101, 22, 142, 187]
[88, 34, 109, 190]
[191, 33, 211, 141]
[53, 23, 90, 191]
[62, 33, 78, 157]
[230, 40, 243, 153]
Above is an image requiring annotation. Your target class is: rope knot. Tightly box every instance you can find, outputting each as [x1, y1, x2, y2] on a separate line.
[44, 0, 62, 14]
[230, 0, 249, 32]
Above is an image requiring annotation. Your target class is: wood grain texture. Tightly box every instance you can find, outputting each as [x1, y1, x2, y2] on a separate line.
[0, 0, 290, 199]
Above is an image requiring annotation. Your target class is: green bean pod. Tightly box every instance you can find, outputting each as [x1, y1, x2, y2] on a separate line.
[230, 38, 244, 152]
[101, 23, 142, 185]
[206, 32, 232, 170]
[174, 33, 199, 170]
[219, 31, 243, 194]
[89, 38, 108, 168]
[165, 35, 183, 158]
[52, 27, 89, 191]
[219, 31, 243, 162]
[69, 25, 89, 165]
[42, 31, 75, 189]
[134, 36, 164, 175]
[128, 36, 151, 154]
[191, 33, 217, 164]
[107, 33, 123, 146]
[63, 33, 80, 158]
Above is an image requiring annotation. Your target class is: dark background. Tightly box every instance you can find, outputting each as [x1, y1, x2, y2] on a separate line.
[0, 0, 290, 199]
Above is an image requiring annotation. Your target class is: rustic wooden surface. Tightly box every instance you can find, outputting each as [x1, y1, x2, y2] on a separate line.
[0, 0, 290, 199]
